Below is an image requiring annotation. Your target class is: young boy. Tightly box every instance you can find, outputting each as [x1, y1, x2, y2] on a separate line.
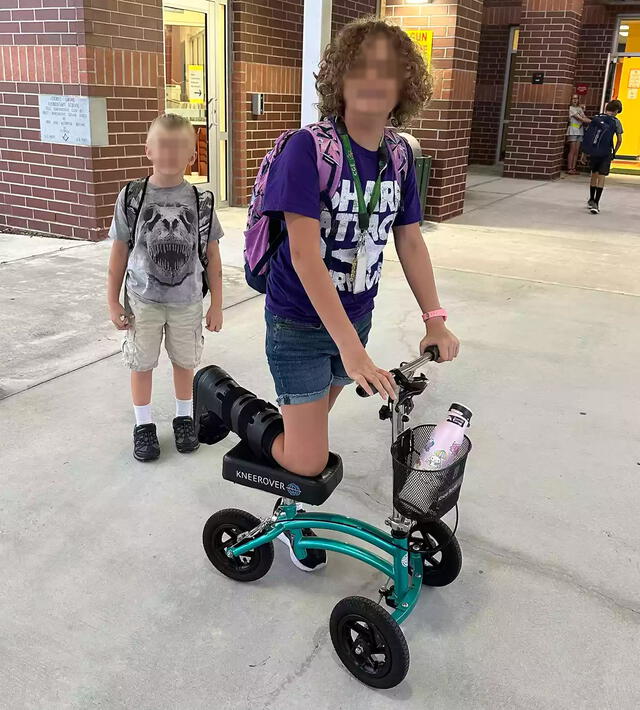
[588, 99, 623, 214]
[107, 114, 224, 461]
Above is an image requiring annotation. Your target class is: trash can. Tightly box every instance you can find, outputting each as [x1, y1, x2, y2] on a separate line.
[399, 132, 432, 224]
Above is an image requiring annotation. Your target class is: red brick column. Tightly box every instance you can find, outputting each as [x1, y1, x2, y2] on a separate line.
[0, 0, 164, 241]
[503, 0, 585, 180]
[385, 0, 484, 222]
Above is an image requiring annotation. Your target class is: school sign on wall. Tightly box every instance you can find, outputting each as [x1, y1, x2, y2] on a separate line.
[406, 29, 434, 68]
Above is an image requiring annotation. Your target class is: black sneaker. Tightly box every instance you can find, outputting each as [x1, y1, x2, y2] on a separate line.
[277, 527, 327, 572]
[587, 198, 597, 211]
[590, 202, 600, 214]
[173, 416, 200, 454]
[133, 423, 160, 462]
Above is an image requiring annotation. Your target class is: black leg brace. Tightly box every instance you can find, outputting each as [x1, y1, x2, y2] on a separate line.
[193, 365, 284, 461]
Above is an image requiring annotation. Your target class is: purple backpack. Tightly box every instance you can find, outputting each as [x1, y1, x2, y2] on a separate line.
[244, 118, 411, 293]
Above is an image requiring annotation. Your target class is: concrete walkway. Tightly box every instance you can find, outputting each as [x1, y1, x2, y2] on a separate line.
[1, 172, 639, 709]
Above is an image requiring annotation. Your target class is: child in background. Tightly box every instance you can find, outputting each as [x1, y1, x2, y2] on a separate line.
[107, 114, 224, 462]
[566, 94, 590, 175]
[587, 100, 623, 214]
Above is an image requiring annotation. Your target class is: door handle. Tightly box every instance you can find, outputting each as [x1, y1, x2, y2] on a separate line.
[208, 97, 217, 130]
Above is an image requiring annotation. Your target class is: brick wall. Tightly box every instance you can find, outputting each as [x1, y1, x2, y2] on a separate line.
[385, 0, 483, 221]
[0, 0, 163, 241]
[503, 0, 585, 180]
[575, 0, 620, 115]
[474, 0, 625, 171]
[231, 0, 378, 207]
[230, 0, 304, 206]
[0, 1, 85, 238]
[332, 0, 377, 37]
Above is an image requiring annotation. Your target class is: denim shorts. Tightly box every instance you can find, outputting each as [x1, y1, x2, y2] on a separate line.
[265, 310, 373, 406]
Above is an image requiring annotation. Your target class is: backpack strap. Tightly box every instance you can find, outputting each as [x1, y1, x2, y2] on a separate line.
[302, 119, 344, 198]
[384, 127, 411, 187]
[302, 119, 411, 197]
[194, 185, 214, 297]
[124, 176, 149, 250]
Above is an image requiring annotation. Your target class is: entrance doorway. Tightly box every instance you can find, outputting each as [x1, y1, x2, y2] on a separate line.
[602, 18, 640, 174]
[496, 27, 520, 164]
[163, 1, 229, 204]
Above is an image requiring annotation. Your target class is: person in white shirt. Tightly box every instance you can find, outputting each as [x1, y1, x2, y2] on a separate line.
[566, 94, 590, 175]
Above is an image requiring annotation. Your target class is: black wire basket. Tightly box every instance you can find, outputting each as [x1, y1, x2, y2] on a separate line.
[391, 424, 472, 520]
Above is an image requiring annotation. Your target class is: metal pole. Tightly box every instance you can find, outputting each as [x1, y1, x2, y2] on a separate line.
[301, 0, 332, 126]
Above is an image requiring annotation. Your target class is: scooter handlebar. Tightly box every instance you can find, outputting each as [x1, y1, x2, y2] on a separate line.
[356, 345, 440, 398]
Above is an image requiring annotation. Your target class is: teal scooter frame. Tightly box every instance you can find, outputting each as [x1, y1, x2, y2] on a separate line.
[228, 503, 424, 624]
[203, 347, 464, 689]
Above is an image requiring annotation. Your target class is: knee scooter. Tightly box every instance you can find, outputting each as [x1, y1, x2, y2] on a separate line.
[195, 346, 471, 689]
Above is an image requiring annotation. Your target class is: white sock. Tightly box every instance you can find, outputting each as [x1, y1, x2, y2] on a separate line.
[134, 404, 153, 426]
[175, 398, 192, 418]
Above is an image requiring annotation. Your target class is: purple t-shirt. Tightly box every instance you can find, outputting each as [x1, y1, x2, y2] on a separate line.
[262, 129, 422, 324]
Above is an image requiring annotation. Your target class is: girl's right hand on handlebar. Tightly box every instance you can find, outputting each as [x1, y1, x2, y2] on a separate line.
[341, 343, 396, 400]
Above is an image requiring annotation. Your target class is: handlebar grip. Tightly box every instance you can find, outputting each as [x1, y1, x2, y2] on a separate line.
[423, 344, 440, 362]
[356, 344, 441, 398]
[356, 383, 376, 398]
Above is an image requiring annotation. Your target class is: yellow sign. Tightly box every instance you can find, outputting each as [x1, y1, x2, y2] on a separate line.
[407, 29, 434, 67]
[188, 64, 205, 104]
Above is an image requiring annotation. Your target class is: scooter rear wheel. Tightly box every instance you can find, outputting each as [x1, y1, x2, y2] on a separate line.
[202, 508, 274, 582]
[330, 596, 410, 688]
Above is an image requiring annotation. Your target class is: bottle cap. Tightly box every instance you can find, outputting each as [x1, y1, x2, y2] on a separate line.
[450, 403, 472, 422]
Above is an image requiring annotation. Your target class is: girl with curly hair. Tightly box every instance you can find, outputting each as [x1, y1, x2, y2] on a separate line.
[259, 19, 459, 566]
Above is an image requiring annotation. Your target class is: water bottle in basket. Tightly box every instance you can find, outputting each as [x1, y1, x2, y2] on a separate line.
[418, 404, 472, 470]
[392, 404, 472, 519]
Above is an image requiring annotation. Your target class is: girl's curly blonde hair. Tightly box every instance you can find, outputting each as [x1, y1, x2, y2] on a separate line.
[315, 18, 432, 127]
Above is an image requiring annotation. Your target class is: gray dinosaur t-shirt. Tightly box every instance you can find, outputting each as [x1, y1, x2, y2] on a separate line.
[109, 180, 223, 305]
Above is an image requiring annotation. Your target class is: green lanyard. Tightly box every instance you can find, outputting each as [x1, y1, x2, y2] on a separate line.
[337, 120, 388, 281]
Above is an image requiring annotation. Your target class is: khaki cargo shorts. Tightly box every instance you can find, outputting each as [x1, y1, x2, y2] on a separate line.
[123, 293, 204, 371]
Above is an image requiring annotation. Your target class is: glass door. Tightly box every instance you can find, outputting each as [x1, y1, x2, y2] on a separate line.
[163, 0, 229, 203]
[603, 18, 640, 173]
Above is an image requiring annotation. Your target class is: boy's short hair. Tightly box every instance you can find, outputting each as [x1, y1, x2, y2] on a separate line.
[605, 99, 623, 114]
[147, 113, 196, 142]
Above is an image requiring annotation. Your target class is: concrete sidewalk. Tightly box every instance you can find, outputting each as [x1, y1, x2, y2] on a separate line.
[1, 173, 639, 709]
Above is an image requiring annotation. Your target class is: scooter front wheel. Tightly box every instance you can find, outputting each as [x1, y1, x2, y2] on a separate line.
[202, 508, 274, 582]
[330, 596, 410, 688]
[409, 517, 462, 587]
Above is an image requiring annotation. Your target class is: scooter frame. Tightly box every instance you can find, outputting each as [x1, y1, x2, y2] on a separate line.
[223, 349, 440, 623]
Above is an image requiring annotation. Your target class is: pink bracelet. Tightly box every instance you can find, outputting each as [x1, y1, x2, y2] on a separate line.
[422, 308, 447, 323]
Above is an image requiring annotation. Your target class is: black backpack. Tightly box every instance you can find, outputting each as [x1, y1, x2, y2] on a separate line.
[582, 114, 618, 158]
[123, 176, 215, 297]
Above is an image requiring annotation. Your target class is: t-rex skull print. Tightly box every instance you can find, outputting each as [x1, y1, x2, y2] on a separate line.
[140, 202, 197, 287]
